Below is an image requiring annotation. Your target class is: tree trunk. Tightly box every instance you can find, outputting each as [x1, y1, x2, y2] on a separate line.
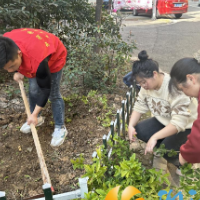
[108, 0, 112, 12]
[95, 0, 103, 25]
[94, 0, 103, 53]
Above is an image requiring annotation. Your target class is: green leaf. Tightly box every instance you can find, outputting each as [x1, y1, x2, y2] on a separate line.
[96, 189, 106, 196]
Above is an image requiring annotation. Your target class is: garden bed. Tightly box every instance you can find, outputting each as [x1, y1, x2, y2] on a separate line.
[0, 69, 152, 200]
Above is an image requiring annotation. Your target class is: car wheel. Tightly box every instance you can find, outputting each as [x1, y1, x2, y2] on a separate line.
[133, 9, 138, 16]
[175, 14, 182, 19]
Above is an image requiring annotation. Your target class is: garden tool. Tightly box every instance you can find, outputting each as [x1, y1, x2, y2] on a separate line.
[19, 81, 54, 199]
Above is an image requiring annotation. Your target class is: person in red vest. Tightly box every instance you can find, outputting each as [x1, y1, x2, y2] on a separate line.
[169, 53, 200, 172]
[0, 28, 67, 147]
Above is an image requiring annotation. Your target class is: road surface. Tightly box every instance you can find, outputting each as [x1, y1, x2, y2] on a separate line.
[120, 0, 200, 72]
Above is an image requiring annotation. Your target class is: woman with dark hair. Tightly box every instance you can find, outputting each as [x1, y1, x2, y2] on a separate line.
[169, 52, 200, 168]
[128, 50, 197, 174]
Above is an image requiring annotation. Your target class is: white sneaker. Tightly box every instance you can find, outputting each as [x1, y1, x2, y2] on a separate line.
[176, 168, 183, 176]
[20, 116, 45, 134]
[51, 126, 68, 147]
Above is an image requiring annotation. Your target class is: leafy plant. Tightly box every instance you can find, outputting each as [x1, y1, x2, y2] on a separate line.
[87, 90, 97, 98]
[0, 0, 95, 31]
[154, 143, 179, 157]
[155, 144, 200, 199]
[179, 163, 200, 199]
[70, 154, 85, 170]
[108, 135, 133, 166]
[66, 118, 72, 123]
[87, 91, 115, 127]
[97, 110, 113, 128]
[0, 0, 135, 91]
[71, 135, 170, 200]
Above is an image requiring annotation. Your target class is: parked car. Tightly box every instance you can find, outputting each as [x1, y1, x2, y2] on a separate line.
[133, 0, 188, 19]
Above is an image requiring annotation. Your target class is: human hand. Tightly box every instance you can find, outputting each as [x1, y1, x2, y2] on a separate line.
[27, 114, 38, 126]
[128, 125, 137, 142]
[145, 136, 157, 155]
[13, 72, 24, 83]
[179, 153, 187, 166]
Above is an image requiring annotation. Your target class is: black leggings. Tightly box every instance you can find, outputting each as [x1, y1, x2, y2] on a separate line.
[135, 117, 191, 166]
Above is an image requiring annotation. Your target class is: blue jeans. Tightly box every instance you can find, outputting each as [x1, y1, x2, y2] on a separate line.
[123, 71, 141, 90]
[28, 69, 65, 127]
[123, 71, 133, 87]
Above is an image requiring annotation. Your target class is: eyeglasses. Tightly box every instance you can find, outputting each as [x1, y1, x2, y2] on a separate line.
[135, 79, 147, 87]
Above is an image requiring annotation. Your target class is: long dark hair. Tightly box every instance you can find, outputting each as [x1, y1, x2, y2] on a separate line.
[169, 58, 200, 93]
[131, 50, 159, 82]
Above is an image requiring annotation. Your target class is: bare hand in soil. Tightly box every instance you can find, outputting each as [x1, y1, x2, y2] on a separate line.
[128, 125, 137, 142]
[145, 136, 157, 155]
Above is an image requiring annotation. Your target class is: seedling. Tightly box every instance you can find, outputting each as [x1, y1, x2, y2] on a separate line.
[24, 175, 31, 179]
[66, 118, 72, 123]
[71, 154, 85, 170]
[0, 160, 5, 165]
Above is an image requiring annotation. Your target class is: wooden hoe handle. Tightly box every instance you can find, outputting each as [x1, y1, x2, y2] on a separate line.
[19, 81, 52, 186]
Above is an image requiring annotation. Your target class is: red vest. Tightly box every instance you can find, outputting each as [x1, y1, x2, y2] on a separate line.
[180, 91, 200, 163]
[4, 28, 67, 78]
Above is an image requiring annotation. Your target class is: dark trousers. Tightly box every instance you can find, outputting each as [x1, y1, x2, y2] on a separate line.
[135, 117, 191, 166]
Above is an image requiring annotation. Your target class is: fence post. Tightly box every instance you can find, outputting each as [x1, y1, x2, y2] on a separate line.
[42, 184, 53, 200]
[79, 177, 89, 198]
[121, 100, 125, 138]
[110, 121, 114, 143]
[102, 135, 108, 156]
[130, 85, 133, 113]
[126, 92, 130, 125]
[0, 192, 6, 200]
[103, 135, 107, 149]
[117, 110, 120, 137]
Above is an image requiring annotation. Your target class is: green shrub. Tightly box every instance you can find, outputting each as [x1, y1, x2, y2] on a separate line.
[0, 0, 135, 91]
[72, 136, 170, 200]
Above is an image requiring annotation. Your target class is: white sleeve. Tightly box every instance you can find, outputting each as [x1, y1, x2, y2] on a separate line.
[133, 88, 149, 114]
[170, 94, 192, 132]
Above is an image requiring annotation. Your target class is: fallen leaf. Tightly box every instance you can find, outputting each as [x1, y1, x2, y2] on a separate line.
[18, 146, 22, 151]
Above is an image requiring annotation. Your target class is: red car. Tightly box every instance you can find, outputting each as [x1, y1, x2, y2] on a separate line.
[133, 0, 188, 18]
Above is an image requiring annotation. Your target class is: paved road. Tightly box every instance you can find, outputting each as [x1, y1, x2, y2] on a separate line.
[120, 1, 200, 72]
[188, 0, 200, 11]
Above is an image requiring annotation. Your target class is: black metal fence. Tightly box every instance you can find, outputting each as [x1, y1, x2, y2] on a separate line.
[92, 85, 136, 159]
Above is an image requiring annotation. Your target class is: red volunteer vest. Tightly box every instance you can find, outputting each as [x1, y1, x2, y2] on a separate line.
[3, 28, 67, 78]
[180, 91, 200, 163]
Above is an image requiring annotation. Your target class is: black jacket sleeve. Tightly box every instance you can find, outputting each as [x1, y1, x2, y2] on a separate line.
[35, 58, 51, 107]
